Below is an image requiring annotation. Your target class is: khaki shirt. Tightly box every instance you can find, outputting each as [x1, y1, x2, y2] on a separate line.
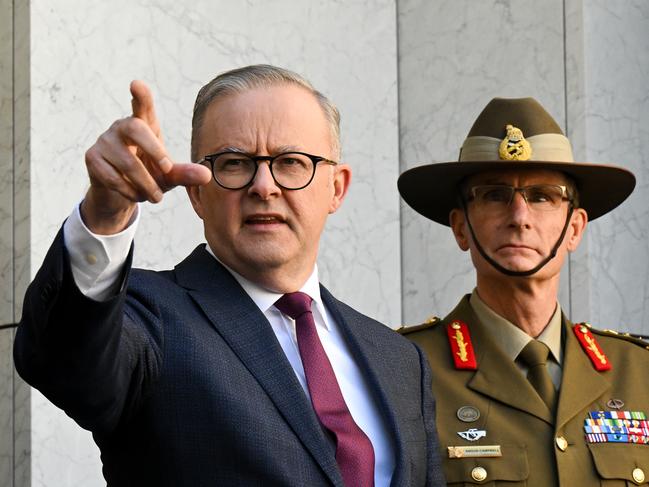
[404, 295, 649, 486]
[470, 289, 563, 388]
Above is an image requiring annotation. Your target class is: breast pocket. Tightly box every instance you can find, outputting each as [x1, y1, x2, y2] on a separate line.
[589, 443, 649, 486]
[444, 444, 528, 486]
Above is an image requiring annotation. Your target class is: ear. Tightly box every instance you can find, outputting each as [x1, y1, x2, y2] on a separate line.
[566, 207, 588, 252]
[328, 164, 352, 214]
[449, 208, 470, 251]
[186, 186, 205, 220]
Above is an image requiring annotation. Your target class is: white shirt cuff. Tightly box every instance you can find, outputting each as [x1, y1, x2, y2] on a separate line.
[62, 203, 140, 301]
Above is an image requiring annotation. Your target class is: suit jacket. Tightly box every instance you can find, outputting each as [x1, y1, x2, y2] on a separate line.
[404, 295, 649, 487]
[14, 230, 445, 487]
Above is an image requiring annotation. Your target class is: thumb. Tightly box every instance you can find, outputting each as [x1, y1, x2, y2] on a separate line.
[164, 163, 212, 189]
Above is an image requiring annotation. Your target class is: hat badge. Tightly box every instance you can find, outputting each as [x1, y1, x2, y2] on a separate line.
[498, 124, 532, 161]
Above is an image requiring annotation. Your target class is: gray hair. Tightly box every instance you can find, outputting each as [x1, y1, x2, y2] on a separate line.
[191, 64, 341, 161]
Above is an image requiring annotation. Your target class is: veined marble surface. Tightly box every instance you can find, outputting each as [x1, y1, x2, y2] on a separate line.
[0, 331, 12, 487]
[0, 0, 13, 324]
[581, 0, 649, 333]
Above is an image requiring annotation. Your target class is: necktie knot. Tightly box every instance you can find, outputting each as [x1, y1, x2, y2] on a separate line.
[518, 339, 551, 367]
[275, 292, 313, 320]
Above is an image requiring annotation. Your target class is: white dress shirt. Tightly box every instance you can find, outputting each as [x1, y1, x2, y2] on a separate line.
[63, 203, 395, 486]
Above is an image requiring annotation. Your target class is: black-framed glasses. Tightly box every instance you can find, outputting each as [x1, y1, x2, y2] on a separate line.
[466, 184, 573, 212]
[197, 151, 338, 190]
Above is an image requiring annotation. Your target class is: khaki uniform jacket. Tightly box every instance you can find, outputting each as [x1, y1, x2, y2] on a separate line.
[404, 295, 649, 486]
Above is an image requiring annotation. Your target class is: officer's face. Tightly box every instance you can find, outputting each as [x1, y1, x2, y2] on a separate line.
[187, 84, 351, 292]
[449, 169, 588, 281]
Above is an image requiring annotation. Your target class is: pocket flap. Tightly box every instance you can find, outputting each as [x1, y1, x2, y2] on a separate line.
[589, 443, 649, 483]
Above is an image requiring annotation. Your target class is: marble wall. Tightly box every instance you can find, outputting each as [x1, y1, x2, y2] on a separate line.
[2, 0, 648, 485]
[0, 0, 14, 477]
[580, 0, 649, 332]
[3, 0, 31, 486]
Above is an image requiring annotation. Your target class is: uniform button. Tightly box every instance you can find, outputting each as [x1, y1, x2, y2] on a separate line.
[633, 468, 645, 484]
[85, 253, 98, 265]
[555, 436, 568, 451]
[471, 466, 487, 482]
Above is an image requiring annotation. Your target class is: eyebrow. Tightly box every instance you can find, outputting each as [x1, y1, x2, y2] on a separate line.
[274, 145, 302, 153]
[219, 146, 247, 154]
[213, 145, 303, 155]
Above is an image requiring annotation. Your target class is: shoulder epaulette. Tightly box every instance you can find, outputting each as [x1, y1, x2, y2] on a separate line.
[573, 323, 612, 371]
[587, 324, 649, 351]
[397, 315, 441, 335]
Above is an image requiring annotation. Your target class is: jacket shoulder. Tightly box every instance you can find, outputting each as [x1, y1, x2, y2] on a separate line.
[577, 322, 649, 351]
[397, 316, 442, 335]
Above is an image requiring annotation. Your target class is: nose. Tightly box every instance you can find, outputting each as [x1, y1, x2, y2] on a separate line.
[247, 161, 281, 199]
[508, 190, 532, 227]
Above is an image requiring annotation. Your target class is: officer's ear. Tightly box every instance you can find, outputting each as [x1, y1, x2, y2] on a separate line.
[450, 208, 470, 251]
[567, 207, 588, 252]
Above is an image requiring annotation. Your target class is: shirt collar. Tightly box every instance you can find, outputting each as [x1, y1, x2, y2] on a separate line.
[204, 244, 329, 329]
[470, 289, 563, 364]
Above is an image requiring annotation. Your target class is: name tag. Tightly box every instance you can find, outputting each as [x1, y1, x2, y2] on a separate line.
[447, 445, 502, 458]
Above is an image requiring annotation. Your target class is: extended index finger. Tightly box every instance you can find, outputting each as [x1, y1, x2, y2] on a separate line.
[130, 80, 161, 137]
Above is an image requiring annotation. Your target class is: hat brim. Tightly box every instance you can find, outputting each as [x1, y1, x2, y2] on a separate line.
[398, 160, 636, 226]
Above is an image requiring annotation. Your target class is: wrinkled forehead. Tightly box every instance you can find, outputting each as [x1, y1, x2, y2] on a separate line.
[462, 168, 571, 187]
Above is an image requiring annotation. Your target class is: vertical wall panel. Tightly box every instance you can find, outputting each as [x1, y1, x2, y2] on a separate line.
[581, 0, 649, 334]
[0, 0, 14, 483]
[564, 0, 591, 323]
[13, 0, 31, 485]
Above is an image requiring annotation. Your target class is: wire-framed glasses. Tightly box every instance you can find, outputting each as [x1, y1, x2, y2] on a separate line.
[466, 184, 573, 212]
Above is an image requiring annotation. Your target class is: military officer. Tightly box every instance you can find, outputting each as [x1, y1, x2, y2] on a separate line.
[398, 97, 649, 486]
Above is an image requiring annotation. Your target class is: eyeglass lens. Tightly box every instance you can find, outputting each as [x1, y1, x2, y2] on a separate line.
[470, 185, 567, 211]
[211, 152, 316, 190]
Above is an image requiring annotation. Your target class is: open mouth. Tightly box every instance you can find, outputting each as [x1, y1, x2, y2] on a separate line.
[245, 214, 286, 226]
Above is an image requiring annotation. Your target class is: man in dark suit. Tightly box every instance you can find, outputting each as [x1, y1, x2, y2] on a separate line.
[14, 65, 444, 486]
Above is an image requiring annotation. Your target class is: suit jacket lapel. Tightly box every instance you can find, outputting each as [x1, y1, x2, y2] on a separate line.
[174, 247, 343, 486]
[449, 297, 554, 425]
[320, 286, 408, 486]
[556, 318, 611, 430]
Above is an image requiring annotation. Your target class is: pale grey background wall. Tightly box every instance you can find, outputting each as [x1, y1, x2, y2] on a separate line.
[1, 0, 647, 485]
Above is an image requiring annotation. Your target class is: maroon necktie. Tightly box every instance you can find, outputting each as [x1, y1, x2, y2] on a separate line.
[275, 292, 375, 487]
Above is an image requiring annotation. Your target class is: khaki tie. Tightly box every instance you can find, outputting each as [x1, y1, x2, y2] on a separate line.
[518, 339, 557, 413]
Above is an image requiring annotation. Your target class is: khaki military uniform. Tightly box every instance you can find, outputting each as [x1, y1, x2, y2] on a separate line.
[403, 295, 649, 486]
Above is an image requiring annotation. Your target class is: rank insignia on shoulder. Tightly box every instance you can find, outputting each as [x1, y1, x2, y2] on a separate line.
[397, 315, 441, 335]
[446, 320, 477, 370]
[591, 326, 649, 350]
[573, 323, 612, 371]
